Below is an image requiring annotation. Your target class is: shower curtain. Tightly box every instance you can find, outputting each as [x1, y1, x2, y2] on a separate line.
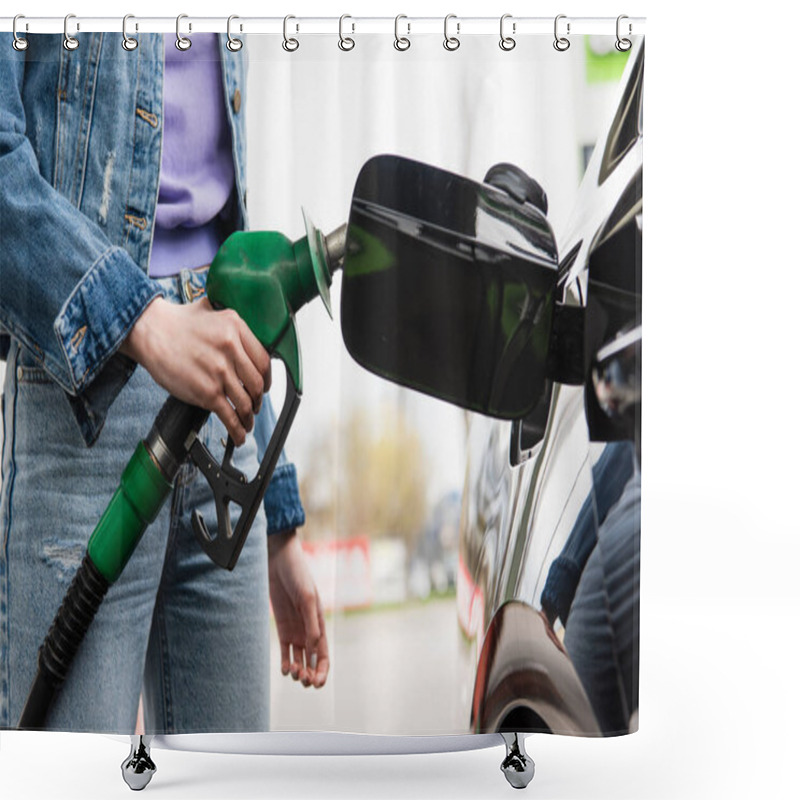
[0, 22, 642, 741]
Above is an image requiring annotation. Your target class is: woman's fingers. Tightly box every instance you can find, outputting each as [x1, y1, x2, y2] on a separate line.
[280, 640, 292, 677]
[236, 314, 272, 391]
[291, 643, 306, 682]
[301, 591, 322, 687]
[313, 596, 330, 688]
[121, 297, 272, 445]
[212, 395, 247, 446]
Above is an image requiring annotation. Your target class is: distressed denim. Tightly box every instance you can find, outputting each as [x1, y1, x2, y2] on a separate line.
[0, 38, 305, 731]
[0, 33, 247, 446]
[0, 270, 302, 733]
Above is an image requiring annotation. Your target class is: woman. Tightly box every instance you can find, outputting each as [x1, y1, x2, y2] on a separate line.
[0, 31, 328, 733]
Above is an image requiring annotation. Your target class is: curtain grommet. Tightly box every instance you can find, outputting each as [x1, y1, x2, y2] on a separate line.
[175, 13, 192, 51]
[394, 15, 411, 51]
[63, 13, 79, 51]
[444, 14, 460, 51]
[500, 14, 516, 51]
[615, 15, 632, 51]
[338, 14, 355, 51]
[227, 15, 243, 52]
[283, 15, 299, 52]
[553, 14, 570, 51]
[122, 14, 138, 51]
[12, 15, 29, 51]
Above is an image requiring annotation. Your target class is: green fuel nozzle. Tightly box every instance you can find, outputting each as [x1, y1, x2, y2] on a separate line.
[206, 213, 346, 394]
[19, 212, 347, 730]
[186, 213, 346, 570]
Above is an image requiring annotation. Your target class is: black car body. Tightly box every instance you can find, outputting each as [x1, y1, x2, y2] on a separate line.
[457, 40, 643, 737]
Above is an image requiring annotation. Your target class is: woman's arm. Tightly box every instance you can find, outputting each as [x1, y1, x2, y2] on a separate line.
[0, 41, 162, 399]
[1, 40, 269, 444]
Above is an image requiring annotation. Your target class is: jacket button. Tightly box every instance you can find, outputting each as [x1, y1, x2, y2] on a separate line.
[232, 88, 242, 114]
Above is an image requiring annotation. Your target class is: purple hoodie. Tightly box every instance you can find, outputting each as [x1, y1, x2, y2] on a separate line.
[149, 34, 235, 277]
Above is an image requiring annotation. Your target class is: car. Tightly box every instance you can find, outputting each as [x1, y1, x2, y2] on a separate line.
[457, 39, 643, 737]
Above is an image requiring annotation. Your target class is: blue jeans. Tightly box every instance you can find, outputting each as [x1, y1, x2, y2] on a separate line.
[1, 269, 270, 733]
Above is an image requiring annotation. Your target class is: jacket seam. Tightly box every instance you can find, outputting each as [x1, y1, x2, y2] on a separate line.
[0, 379, 15, 725]
[75, 33, 103, 211]
[53, 44, 65, 190]
[69, 36, 93, 206]
[124, 41, 144, 249]
[219, 39, 248, 231]
[144, 36, 165, 275]
[1, 351, 20, 551]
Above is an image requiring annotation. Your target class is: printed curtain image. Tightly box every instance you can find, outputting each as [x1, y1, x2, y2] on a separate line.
[0, 31, 642, 738]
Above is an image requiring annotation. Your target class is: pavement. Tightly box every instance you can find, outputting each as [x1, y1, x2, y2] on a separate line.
[269, 597, 475, 735]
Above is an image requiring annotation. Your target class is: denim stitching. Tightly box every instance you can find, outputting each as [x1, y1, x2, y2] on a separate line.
[124, 44, 144, 249]
[75, 33, 103, 210]
[143, 40, 165, 275]
[0, 350, 20, 726]
[219, 45, 249, 230]
[153, 591, 173, 733]
[70, 35, 92, 207]
[155, 480, 187, 733]
[70, 325, 87, 353]
[53, 44, 68, 192]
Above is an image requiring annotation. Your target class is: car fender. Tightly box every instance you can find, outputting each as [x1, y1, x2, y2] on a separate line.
[471, 600, 600, 735]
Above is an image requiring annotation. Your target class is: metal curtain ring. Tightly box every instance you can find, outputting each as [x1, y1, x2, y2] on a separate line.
[553, 14, 570, 51]
[339, 14, 355, 51]
[12, 15, 29, 51]
[616, 15, 632, 51]
[443, 14, 460, 51]
[394, 15, 410, 51]
[500, 14, 516, 51]
[227, 15, 243, 52]
[176, 14, 192, 51]
[122, 14, 138, 51]
[283, 15, 299, 52]
[63, 14, 79, 51]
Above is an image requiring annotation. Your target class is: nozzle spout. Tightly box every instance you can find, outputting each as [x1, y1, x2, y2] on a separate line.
[323, 224, 348, 273]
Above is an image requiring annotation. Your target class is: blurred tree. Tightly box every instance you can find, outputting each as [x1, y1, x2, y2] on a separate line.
[297, 428, 337, 541]
[298, 401, 430, 547]
[340, 403, 429, 547]
[342, 403, 429, 547]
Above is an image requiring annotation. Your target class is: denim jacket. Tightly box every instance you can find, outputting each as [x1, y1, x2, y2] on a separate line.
[0, 33, 304, 533]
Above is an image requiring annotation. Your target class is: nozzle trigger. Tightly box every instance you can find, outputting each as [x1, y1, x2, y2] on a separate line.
[188, 377, 302, 570]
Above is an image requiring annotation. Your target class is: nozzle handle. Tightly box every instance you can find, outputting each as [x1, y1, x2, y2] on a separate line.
[272, 316, 302, 396]
[189, 366, 302, 571]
